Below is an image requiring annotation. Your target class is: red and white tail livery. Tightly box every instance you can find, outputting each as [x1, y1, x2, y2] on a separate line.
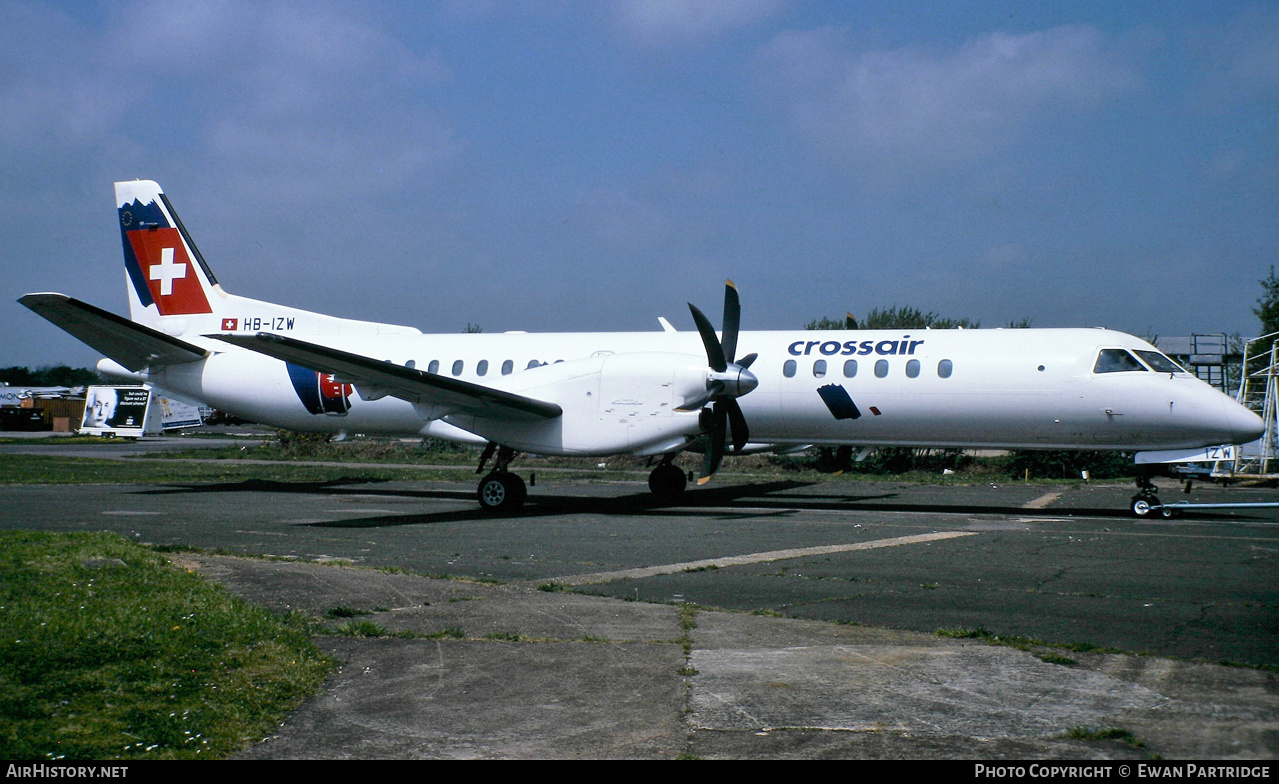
[115, 180, 419, 338]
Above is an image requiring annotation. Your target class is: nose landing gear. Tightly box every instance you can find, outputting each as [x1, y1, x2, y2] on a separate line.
[1130, 472, 1179, 518]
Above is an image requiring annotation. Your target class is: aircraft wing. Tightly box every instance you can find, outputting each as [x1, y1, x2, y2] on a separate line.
[19, 293, 209, 372]
[212, 332, 563, 422]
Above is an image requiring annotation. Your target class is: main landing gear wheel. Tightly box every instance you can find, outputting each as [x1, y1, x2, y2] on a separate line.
[478, 471, 526, 514]
[648, 461, 688, 498]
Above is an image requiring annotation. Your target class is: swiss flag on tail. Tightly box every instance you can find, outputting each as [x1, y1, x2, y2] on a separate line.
[125, 228, 212, 315]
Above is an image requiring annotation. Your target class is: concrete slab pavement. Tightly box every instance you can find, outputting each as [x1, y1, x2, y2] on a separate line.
[184, 556, 1279, 760]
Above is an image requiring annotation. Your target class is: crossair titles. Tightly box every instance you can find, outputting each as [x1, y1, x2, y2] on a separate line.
[788, 337, 924, 357]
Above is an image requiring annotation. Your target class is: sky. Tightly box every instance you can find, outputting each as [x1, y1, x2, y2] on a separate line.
[2, 0, 1277, 369]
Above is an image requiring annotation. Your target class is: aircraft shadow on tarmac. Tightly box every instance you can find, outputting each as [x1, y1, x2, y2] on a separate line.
[127, 476, 1177, 528]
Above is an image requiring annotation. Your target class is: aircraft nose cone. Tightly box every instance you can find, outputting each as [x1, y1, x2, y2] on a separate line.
[1222, 398, 1266, 444]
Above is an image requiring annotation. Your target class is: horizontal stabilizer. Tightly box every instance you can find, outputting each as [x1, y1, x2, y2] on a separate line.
[212, 332, 563, 422]
[19, 293, 208, 372]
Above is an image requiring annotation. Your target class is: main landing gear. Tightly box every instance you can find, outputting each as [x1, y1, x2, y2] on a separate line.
[1130, 471, 1179, 518]
[476, 443, 527, 514]
[648, 455, 688, 499]
[473, 444, 694, 513]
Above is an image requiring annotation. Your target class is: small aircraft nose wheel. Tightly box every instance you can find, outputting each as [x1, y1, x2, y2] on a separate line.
[1130, 494, 1159, 518]
[477, 471, 527, 513]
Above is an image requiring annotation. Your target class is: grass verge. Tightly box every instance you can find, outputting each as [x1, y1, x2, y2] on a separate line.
[0, 531, 331, 760]
[2, 429, 1140, 487]
[0, 454, 476, 485]
[935, 626, 1135, 667]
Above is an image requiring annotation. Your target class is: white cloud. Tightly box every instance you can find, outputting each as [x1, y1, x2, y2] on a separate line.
[755, 25, 1140, 170]
[612, 0, 788, 46]
[0, 0, 466, 233]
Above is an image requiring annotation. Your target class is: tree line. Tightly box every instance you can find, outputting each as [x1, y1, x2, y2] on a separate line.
[0, 366, 102, 387]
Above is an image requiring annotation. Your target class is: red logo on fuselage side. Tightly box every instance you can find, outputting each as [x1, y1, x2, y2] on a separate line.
[125, 228, 212, 315]
[319, 374, 353, 415]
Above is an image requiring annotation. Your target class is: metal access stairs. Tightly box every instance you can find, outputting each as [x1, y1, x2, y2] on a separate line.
[1222, 336, 1279, 479]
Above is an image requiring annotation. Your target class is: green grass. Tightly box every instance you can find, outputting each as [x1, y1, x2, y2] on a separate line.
[324, 605, 372, 619]
[149, 437, 477, 466]
[0, 437, 1128, 488]
[937, 626, 1134, 658]
[332, 620, 389, 638]
[1064, 726, 1145, 748]
[0, 454, 477, 485]
[0, 531, 331, 760]
[0, 436, 121, 446]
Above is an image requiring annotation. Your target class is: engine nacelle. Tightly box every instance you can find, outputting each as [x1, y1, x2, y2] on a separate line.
[596, 351, 712, 418]
[448, 351, 709, 455]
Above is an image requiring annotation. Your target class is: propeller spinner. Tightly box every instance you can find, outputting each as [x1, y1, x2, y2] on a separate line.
[680, 280, 759, 484]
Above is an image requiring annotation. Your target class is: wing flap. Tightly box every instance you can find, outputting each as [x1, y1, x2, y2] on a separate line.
[19, 293, 208, 371]
[212, 332, 563, 422]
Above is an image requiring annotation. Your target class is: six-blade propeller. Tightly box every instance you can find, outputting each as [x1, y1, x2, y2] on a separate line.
[680, 280, 759, 484]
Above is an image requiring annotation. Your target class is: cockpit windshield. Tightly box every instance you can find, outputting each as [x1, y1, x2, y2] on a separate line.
[1135, 350, 1186, 373]
[1093, 349, 1148, 374]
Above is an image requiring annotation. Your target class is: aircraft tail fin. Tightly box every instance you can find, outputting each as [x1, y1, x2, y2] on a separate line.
[116, 180, 224, 326]
[114, 180, 421, 338]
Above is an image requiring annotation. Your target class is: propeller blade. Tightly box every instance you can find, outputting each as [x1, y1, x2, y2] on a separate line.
[698, 403, 727, 483]
[674, 380, 724, 412]
[721, 280, 741, 365]
[688, 302, 727, 373]
[688, 281, 755, 483]
[725, 398, 749, 453]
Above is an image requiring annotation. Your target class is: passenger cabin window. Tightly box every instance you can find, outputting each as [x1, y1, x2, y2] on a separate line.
[502, 360, 513, 375]
[874, 359, 889, 378]
[427, 360, 439, 374]
[1094, 349, 1147, 374]
[526, 360, 540, 369]
[783, 359, 797, 378]
[813, 359, 827, 378]
[843, 360, 857, 378]
[938, 359, 953, 378]
[452, 360, 464, 376]
[476, 359, 488, 377]
[906, 359, 920, 378]
[1136, 350, 1185, 373]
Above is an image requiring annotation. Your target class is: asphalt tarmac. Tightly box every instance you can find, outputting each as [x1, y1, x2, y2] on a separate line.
[2, 438, 1277, 759]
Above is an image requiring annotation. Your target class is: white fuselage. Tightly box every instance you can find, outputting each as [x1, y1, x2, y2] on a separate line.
[145, 326, 1261, 457]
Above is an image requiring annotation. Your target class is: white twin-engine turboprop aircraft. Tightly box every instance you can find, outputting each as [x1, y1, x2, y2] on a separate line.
[21, 180, 1265, 514]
